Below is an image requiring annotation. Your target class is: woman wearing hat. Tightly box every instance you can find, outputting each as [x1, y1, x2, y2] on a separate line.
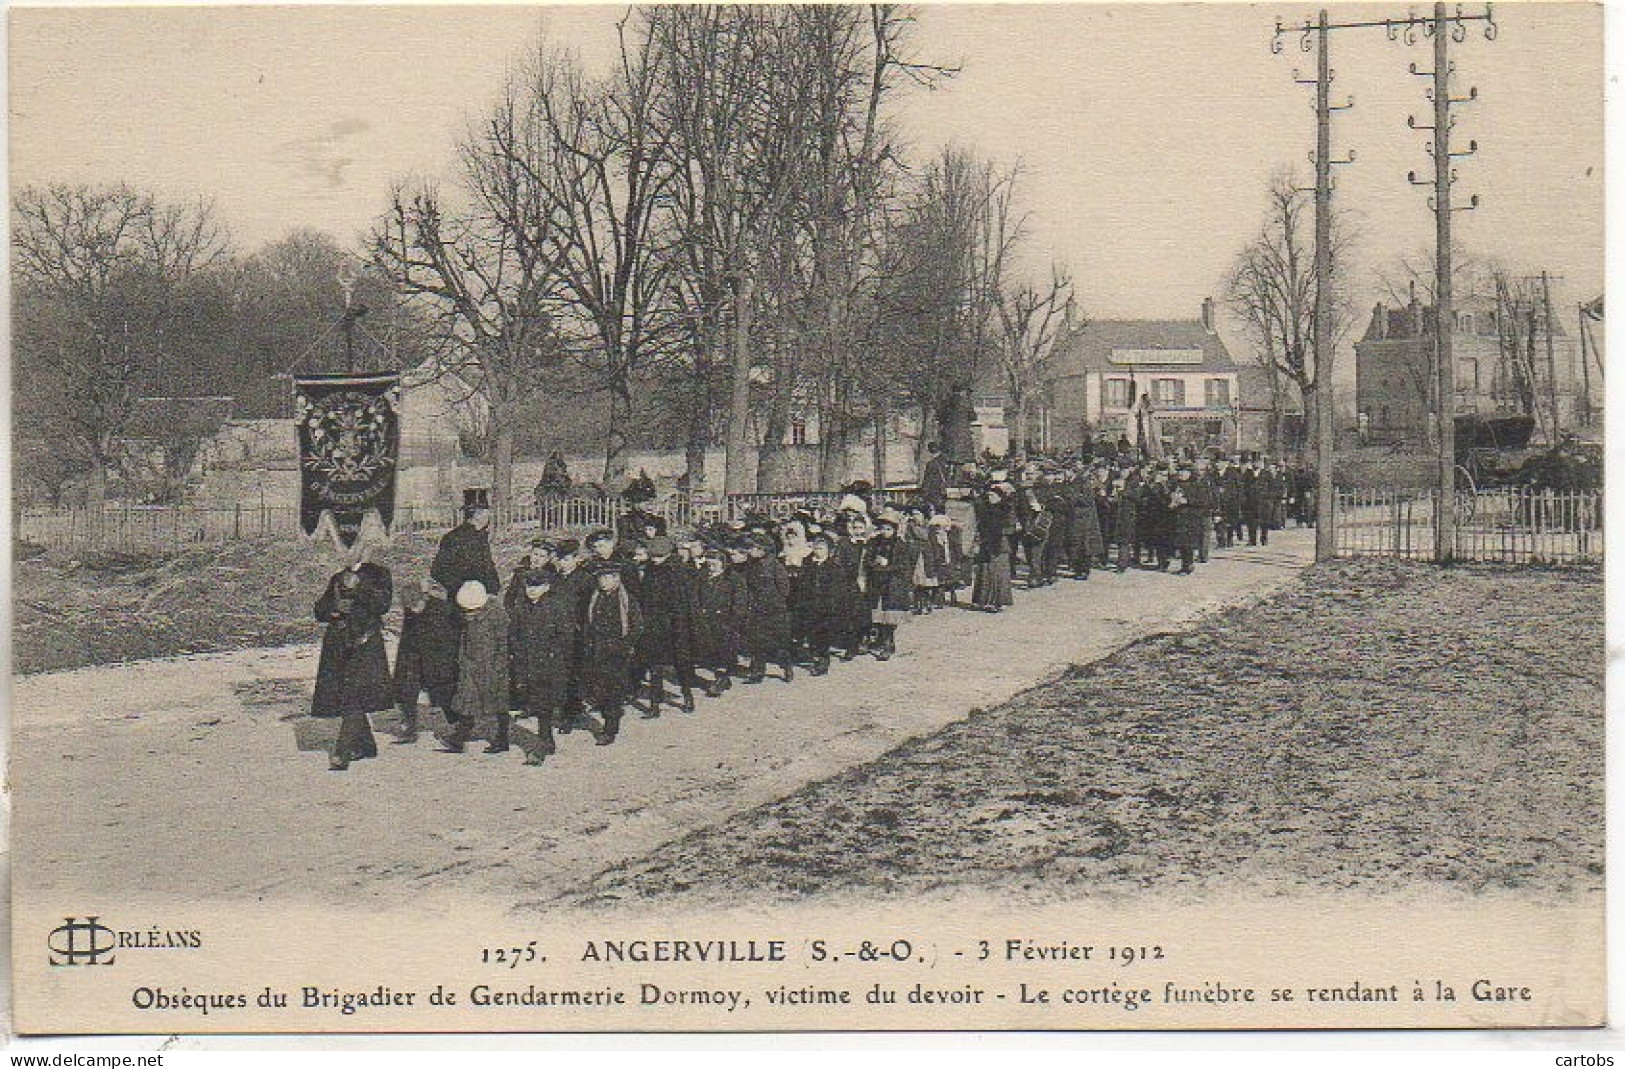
[310, 553, 395, 770]
[970, 482, 1016, 612]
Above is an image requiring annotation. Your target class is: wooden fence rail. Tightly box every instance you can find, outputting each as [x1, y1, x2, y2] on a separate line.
[1332, 487, 1602, 564]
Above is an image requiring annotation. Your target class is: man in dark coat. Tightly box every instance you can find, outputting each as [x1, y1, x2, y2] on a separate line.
[311, 560, 394, 770]
[919, 442, 951, 513]
[391, 578, 460, 744]
[740, 535, 795, 683]
[1169, 468, 1206, 574]
[637, 536, 698, 715]
[508, 566, 579, 765]
[431, 491, 500, 597]
[1242, 462, 1272, 546]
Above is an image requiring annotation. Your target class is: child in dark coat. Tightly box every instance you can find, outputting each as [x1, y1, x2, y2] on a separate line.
[580, 562, 644, 745]
[391, 578, 460, 744]
[508, 567, 579, 764]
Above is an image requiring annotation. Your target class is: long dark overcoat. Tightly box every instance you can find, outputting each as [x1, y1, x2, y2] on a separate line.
[508, 585, 580, 713]
[393, 594, 460, 709]
[450, 600, 510, 722]
[691, 568, 745, 668]
[579, 589, 644, 707]
[638, 560, 696, 671]
[312, 563, 394, 717]
[741, 555, 794, 655]
[431, 522, 501, 597]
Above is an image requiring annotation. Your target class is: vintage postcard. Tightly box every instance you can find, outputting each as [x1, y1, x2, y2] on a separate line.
[8, 1, 1604, 1035]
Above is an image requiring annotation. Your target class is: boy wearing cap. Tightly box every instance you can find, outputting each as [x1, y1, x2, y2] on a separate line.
[637, 535, 698, 715]
[580, 561, 644, 745]
[311, 555, 394, 771]
[740, 534, 795, 684]
[508, 566, 577, 764]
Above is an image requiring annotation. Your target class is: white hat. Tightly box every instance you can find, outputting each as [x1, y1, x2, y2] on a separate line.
[837, 493, 869, 514]
[455, 580, 490, 610]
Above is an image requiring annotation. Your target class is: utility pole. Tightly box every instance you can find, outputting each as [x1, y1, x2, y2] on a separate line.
[1541, 271, 1560, 440]
[1311, 10, 1337, 562]
[1404, 2, 1495, 562]
[1277, 3, 1494, 563]
[1430, 3, 1459, 563]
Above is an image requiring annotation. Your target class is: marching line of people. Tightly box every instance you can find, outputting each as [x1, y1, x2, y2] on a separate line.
[308, 447, 1310, 771]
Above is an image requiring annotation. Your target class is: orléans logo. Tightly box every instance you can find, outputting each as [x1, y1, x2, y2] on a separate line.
[48, 916, 117, 967]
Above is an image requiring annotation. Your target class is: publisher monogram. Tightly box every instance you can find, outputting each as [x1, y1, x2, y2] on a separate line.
[47, 917, 116, 967]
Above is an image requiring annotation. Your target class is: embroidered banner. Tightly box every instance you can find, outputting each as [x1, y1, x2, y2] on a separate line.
[293, 372, 401, 548]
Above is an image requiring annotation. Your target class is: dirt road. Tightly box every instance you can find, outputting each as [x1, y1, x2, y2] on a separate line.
[11, 532, 1312, 912]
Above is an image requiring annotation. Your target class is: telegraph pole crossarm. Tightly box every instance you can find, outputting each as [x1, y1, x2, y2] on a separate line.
[1271, 1, 1495, 565]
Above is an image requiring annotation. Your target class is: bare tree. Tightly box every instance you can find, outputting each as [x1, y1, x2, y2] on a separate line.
[996, 263, 1077, 455]
[1224, 170, 1354, 457]
[12, 183, 228, 510]
[501, 25, 683, 489]
[644, 5, 825, 496]
[373, 169, 565, 511]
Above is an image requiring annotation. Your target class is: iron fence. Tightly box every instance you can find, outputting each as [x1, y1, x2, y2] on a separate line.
[1332, 487, 1602, 564]
[14, 486, 921, 554]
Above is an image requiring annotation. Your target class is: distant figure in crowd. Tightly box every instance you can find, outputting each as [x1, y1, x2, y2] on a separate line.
[311, 553, 394, 771]
[919, 441, 951, 513]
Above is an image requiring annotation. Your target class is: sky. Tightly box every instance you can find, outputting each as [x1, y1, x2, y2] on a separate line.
[9, 2, 1605, 338]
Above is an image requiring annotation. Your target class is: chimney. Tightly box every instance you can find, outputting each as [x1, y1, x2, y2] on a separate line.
[1372, 302, 1387, 340]
[1201, 296, 1216, 333]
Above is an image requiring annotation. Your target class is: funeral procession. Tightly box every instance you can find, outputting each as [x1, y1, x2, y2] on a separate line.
[11, 2, 1601, 918]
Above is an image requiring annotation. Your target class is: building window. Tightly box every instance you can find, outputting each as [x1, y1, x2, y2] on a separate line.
[1204, 378, 1231, 407]
[1103, 378, 1131, 409]
[789, 417, 808, 446]
[1456, 358, 1479, 392]
[1153, 378, 1185, 407]
[1457, 313, 1474, 334]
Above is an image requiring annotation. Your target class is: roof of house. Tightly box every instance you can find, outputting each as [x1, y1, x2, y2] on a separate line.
[1358, 293, 1568, 344]
[1046, 318, 1240, 377]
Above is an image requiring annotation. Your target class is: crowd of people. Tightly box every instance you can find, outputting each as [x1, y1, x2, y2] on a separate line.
[307, 445, 1312, 772]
